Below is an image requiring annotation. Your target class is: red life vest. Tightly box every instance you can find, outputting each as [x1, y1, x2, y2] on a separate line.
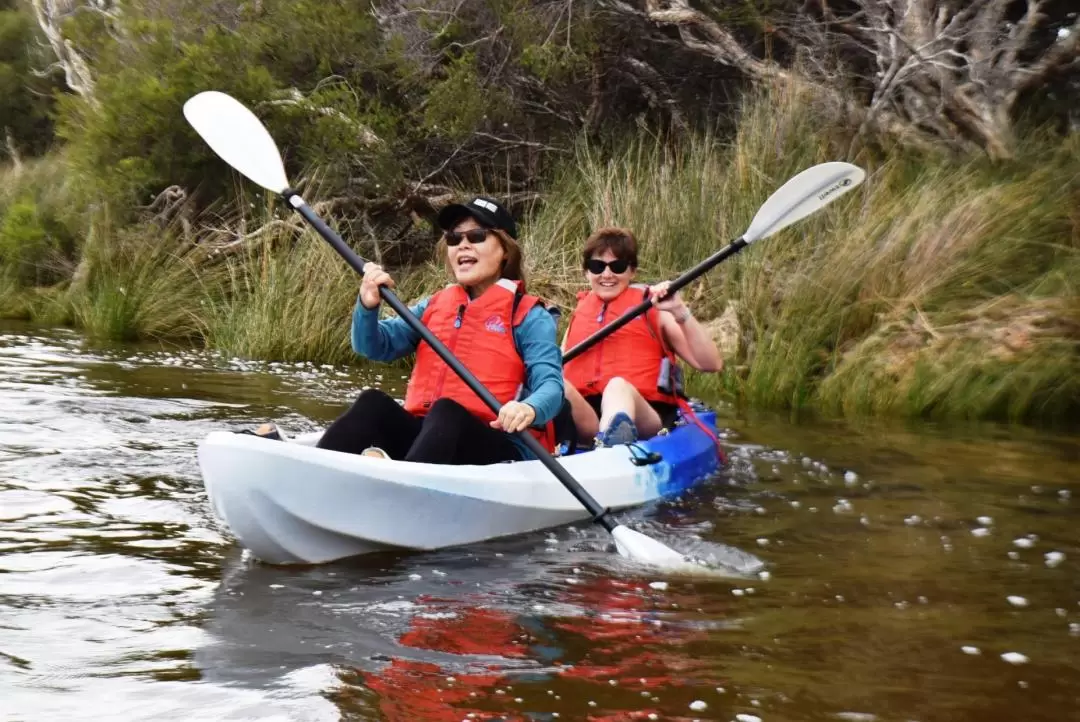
[563, 285, 681, 404]
[403, 279, 557, 452]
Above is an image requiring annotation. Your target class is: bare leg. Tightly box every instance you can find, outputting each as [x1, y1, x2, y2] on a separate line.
[599, 377, 663, 439]
[564, 382, 600, 443]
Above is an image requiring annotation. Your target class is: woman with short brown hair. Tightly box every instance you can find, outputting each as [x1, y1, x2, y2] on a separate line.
[562, 227, 723, 446]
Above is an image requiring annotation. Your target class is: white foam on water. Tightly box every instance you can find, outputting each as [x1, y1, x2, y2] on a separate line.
[1001, 652, 1029, 664]
[1007, 596, 1029, 607]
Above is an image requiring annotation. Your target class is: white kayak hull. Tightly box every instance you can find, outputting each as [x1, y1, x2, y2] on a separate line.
[197, 411, 721, 565]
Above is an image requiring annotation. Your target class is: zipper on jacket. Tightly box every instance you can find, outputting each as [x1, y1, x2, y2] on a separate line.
[432, 303, 467, 404]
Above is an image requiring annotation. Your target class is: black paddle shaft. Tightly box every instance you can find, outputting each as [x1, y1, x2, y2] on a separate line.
[284, 191, 617, 532]
[562, 236, 749, 363]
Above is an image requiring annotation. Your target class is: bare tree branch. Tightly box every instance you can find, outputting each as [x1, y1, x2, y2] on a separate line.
[29, 0, 109, 105]
[259, 89, 383, 147]
[632, 0, 1080, 158]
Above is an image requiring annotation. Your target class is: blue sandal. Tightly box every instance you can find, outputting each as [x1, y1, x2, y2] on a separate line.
[599, 412, 638, 447]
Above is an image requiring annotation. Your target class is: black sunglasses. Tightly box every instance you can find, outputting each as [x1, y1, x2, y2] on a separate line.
[586, 258, 631, 275]
[445, 228, 492, 247]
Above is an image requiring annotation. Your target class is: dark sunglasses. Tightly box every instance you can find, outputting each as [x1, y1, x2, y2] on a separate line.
[586, 258, 631, 275]
[444, 228, 492, 247]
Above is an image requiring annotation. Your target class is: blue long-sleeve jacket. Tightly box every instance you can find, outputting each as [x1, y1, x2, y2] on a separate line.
[350, 294, 564, 460]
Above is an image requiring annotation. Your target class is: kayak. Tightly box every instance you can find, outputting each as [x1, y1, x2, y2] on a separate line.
[197, 407, 722, 565]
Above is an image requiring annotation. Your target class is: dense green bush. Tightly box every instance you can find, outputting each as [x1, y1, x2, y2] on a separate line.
[0, 1, 61, 160]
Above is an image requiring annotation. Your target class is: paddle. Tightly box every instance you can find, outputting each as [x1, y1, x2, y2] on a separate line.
[183, 90, 692, 568]
[562, 161, 866, 363]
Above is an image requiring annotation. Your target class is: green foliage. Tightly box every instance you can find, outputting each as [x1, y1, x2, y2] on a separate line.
[196, 232, 359, 365]
[54, 0, 403, 216]
[519, 43, 589, 84]
[0, 3, 61, 159]
[68, 224, 204, 342]
[422, 53, 496, 139]
[0, 265, 27, 318]
[57, 25, 279, 213]
[0, 198, 52, 284]
[0, 155, 85, 285]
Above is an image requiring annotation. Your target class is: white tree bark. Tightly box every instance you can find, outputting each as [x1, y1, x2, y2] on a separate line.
[633, 0, 1080, 158]
[29, 0, 119, 107]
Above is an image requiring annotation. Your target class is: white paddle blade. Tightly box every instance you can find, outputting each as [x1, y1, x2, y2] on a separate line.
[742, 161, 865, 244]
[611, 525, 690, 567]
[182, 91, 290, 194]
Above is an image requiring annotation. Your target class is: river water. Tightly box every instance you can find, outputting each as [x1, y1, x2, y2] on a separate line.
[1, 321, 1078, 722]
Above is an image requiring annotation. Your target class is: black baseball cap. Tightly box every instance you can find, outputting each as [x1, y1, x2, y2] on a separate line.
[437, 196, 518, 240]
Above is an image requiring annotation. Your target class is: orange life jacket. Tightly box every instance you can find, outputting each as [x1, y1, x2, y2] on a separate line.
[563, 284, 682, 404]
[403, 279, 557, 452]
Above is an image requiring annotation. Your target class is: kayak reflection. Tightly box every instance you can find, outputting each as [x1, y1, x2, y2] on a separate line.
[195, 544, 726, 720]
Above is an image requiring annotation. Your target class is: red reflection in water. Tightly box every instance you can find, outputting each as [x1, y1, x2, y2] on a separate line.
[364, 600, 526, 721]
[554, 578, 710, 689]
[362, 581, 713, 721]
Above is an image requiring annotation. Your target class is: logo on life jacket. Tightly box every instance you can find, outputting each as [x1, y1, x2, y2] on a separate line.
[484, 315, 507, 334]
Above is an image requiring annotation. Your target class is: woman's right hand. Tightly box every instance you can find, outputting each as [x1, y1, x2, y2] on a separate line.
[360, 262, 395, 309]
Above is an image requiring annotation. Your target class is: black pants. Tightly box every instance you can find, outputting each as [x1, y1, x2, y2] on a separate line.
[316, 389, 523, 465]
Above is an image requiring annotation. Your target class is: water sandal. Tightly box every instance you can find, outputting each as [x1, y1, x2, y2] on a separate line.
[360, 447, 390, 459]
[236, 423, 285, 441]
[599, 412, 638, 446]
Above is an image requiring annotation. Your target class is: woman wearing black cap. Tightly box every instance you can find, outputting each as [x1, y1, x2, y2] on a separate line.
[312, 196, 565, 465]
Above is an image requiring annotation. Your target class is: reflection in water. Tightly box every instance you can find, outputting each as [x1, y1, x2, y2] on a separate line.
[1, 320, 1079, 721]
[200, 543, 726, 721]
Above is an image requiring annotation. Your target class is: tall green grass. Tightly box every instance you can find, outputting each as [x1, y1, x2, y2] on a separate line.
[196, 228, 361, 364]
[67, 222, 206, 341]
[506, 85, 1080, 424]
[0, 267, 28, 319]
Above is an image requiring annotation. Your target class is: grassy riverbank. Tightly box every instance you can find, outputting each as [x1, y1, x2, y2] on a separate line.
[2, 89, 1078, 424]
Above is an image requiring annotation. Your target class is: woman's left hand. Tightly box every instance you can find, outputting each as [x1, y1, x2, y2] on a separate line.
[492, 401, 537, 433]
[649, 281, 689, 316]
